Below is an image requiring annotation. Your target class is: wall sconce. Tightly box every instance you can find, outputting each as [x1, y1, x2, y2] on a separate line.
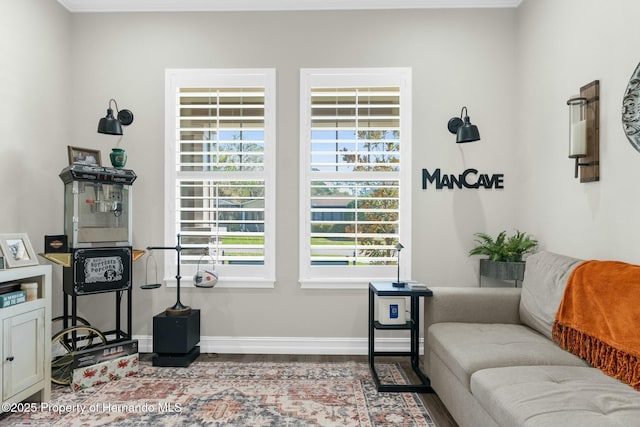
[97, 99, 134, 135]
[447, 106, 480, 143]
[567, 80, 599, 182]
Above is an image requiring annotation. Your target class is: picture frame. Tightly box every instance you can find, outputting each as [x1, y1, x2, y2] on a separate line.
[0, 233, 39, 268]
[44, 234, 68, 253]
[68, 146, 101, 167]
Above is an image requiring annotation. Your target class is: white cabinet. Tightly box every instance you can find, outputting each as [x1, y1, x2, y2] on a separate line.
[0, 265, 51, 411]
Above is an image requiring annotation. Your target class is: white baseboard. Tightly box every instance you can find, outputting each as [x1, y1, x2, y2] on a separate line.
[133, 335, 423, 356]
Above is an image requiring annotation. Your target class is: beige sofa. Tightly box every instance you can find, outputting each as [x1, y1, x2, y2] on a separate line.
[424, 251, 640, 427]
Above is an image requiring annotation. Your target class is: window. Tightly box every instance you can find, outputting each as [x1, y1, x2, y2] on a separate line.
[165, 69, 276, 288]
[299, 68, 412, 288]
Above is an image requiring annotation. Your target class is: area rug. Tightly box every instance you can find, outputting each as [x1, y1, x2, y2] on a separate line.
[1, 360, 434, 426]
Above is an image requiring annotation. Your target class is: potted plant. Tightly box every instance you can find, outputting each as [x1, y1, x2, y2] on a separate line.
[468, 230, 538, 285]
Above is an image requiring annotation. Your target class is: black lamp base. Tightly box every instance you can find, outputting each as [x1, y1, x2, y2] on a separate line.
[392, 281, 406, 288]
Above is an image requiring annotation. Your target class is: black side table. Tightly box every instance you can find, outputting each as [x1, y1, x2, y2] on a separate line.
[368, 281, 434, 393]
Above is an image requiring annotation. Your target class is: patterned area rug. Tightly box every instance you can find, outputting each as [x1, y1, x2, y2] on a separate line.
[2, 360, 434, 426]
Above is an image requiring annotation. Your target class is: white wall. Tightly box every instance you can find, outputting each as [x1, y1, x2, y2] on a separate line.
[0, 0, 70, 235]
[0, 0, 70, 300]
[64, 9, 519, 345]
[516, 0, 640, 264]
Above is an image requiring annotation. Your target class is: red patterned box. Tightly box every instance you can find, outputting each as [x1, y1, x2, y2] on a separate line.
[71, 353, 139, 391]
[72, 339, 138, 369]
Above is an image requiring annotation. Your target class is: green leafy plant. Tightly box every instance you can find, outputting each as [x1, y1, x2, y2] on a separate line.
[468, 230, 538, 262]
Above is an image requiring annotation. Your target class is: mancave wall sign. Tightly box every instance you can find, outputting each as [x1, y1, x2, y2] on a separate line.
[422, 168, 505, 190]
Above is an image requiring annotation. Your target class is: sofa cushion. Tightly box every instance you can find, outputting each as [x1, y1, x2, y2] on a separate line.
[471, 365, 640, 427]
[519, 251, 583, 339]
[428, 322, 586, 389]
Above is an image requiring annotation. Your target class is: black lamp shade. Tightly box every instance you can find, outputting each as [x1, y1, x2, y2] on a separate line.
[98, 108, 123, 135]
[456, 116, 480, 143]
[448, 107, 480, 143]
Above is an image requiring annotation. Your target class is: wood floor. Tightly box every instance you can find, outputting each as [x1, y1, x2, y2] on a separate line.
[181, 353, 459, 427]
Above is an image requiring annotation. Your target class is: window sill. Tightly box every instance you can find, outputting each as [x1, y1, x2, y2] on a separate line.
[164, 277, 275, 289]
[299, 278, 394, 290]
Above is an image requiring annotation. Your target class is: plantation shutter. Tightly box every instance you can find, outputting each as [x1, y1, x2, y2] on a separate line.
[176, 87, 266, 266]
[308, 86, 402, 266]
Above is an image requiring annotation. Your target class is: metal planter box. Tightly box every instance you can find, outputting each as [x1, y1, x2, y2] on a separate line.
[479, 259, 525, 287]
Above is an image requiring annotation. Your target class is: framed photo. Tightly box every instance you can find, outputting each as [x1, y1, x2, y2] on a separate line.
[68, 146, 101, 167]
[0, 233, 39, 268]
[44, 234, 68, 253]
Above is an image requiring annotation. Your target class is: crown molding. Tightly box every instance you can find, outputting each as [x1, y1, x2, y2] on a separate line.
[57, 0, 522, 13]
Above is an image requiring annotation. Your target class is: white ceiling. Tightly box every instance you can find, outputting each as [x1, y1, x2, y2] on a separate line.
[57, 0, 522, 13]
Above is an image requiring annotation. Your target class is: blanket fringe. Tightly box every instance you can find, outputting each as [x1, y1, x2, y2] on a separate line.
[553, 321, 640, 390]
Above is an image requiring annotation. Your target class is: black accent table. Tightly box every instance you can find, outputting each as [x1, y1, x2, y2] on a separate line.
[368, 281, 434, 393]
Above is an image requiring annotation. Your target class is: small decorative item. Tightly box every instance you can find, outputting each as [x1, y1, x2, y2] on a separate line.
[147, 234, 211, 316]
[0, 233, 39, 268]
[68, 146, 101, 167]
[622, 62, 640, 153]
[469, 230, 537, 262]
[193, 252, 218, 288]
[567, 96, 587, 158]
[378, 297, 406, 325]
[392, 243, 406, 287]
[45, 234, 68, 253]
[566, 80, 599, 182]
[0, 290, 26, 307]
[140, 251, 161, 290]
[469, 230, 537, 287]
[20, 282, 38, 301]
[109, 148, 127, 168]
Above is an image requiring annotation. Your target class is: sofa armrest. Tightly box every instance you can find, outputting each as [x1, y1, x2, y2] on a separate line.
[424, 287, 522, 329]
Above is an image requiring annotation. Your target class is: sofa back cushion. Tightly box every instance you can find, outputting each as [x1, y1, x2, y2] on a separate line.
[519, 251, 583, 339]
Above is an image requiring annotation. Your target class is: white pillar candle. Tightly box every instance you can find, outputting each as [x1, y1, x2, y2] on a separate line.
[570, 119, 587, 157]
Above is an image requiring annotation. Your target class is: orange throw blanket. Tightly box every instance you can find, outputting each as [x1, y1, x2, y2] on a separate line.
[553, 260, 640, 390]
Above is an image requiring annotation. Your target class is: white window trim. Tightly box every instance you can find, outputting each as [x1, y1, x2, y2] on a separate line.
[299, 68, 412, 289]
[164, 68, 276, 288]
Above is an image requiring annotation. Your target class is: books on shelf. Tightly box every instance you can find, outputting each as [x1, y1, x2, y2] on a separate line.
[0, 281, 21, 295]
[0, 290, 27, 308]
